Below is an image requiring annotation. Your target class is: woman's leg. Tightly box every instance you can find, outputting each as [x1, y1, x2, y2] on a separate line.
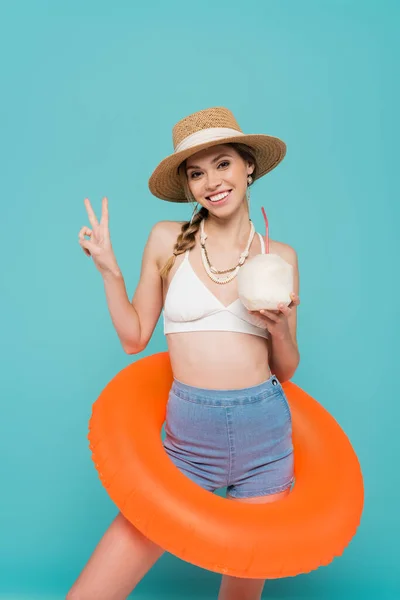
[66, 511, 165, 600]
[217, 488, 291, 600]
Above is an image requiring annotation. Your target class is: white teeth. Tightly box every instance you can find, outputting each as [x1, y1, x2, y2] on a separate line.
[209, 191, 229, 202]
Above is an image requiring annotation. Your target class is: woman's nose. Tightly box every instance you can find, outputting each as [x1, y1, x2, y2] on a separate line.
[206, 175, 223, 191]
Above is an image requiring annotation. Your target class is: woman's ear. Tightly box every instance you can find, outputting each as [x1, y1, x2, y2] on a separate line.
[247, 162, 255, 176]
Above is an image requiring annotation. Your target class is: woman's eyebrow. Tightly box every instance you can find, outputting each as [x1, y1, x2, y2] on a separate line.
[186, 153, 232, 171]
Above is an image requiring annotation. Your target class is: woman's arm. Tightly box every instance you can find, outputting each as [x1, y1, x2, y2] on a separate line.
[102, 222, 165, 354]
[268, 333, 300, 383]
[267, 244, 300, 382]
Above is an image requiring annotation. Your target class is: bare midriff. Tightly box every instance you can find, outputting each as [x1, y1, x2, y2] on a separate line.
[166, 331, 271, 390]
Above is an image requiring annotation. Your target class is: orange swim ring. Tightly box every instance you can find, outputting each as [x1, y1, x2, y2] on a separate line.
[88, 352, 364, 579]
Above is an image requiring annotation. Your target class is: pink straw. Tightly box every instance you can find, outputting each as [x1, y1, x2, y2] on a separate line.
[261, 206, 269, 254]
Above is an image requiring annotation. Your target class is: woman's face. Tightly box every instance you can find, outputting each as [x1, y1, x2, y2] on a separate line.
[184, 144, 254, 214]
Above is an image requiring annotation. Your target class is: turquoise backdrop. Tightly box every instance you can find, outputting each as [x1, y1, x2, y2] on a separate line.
[1, 1, 398, 598]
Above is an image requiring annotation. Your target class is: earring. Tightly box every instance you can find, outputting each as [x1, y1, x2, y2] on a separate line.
[246, 175, 252, 210]
[246, 185, 251, 210]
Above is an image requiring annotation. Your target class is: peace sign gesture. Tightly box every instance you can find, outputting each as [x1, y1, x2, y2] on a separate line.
[78, 197, 120, 275]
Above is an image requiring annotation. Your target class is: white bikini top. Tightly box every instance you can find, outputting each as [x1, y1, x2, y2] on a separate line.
[163, 232, 269, 339]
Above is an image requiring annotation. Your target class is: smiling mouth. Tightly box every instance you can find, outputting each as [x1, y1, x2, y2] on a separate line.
[206, 190, 232, 203]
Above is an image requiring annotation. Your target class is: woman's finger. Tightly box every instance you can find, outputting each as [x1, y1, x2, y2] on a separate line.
[79, 238, 96, 256]
[260, 310, 281, 322]
[78, 226, 92, 242]
[100, 196, 109, 227]
[289, 293, 300, 307]
[80, 242, 91, 256]
[84, 198, 100, 229]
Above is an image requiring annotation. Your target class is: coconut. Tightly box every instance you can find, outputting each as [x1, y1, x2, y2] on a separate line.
[237, 253, 293, 311]
[237, 206, 293, 311]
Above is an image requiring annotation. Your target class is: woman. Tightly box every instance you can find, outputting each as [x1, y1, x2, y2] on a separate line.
[70, 107, 300, 600]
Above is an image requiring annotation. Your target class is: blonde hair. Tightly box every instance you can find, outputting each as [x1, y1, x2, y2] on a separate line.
[159, 143, 257, 279]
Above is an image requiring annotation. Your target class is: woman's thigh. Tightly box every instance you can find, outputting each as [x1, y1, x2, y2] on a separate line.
[67, 512, 165, 600]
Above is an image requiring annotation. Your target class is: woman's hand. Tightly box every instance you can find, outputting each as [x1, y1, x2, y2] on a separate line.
[251, 293, 301, 339]
[78, 197, 120, 275]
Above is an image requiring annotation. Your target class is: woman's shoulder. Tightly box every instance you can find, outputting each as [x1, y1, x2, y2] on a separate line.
[150, 220, 185, 245]
[151, 219, 185, 235]
[148, 220, 185, 265]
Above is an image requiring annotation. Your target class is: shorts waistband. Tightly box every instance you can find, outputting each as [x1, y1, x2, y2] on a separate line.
[171, 374, 282, 406]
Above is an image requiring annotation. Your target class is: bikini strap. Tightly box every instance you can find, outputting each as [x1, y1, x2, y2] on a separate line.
[261, 206, 269, 254]
[258, 232, 266, 254]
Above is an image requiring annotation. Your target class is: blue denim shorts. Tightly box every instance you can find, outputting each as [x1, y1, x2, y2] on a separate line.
[163, 374, 294, 499]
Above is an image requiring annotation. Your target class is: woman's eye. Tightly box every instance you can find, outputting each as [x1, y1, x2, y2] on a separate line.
[189, 162, 229, 179]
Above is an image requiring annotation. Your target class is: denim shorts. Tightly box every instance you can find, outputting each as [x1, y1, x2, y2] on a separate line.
[163, 374, 294, 499]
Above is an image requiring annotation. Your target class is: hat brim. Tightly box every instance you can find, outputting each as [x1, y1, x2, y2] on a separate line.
[148, 134, 286, 202]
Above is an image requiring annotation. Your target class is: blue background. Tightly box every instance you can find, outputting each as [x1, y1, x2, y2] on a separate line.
[1, 1, 398, 598]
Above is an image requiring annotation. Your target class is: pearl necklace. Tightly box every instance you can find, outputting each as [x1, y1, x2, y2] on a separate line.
[199, 219, 255, 284]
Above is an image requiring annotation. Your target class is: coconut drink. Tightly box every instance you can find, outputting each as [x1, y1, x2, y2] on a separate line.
[237, 207, 293, 311]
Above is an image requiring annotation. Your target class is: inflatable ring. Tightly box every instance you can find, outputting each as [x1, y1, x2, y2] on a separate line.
[88, 352, 364, 579]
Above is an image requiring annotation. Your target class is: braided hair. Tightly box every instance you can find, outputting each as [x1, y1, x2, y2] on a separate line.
[158, 203, 208, 280]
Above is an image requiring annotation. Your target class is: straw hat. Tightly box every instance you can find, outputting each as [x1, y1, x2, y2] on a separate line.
[148, 106, 286, 203]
